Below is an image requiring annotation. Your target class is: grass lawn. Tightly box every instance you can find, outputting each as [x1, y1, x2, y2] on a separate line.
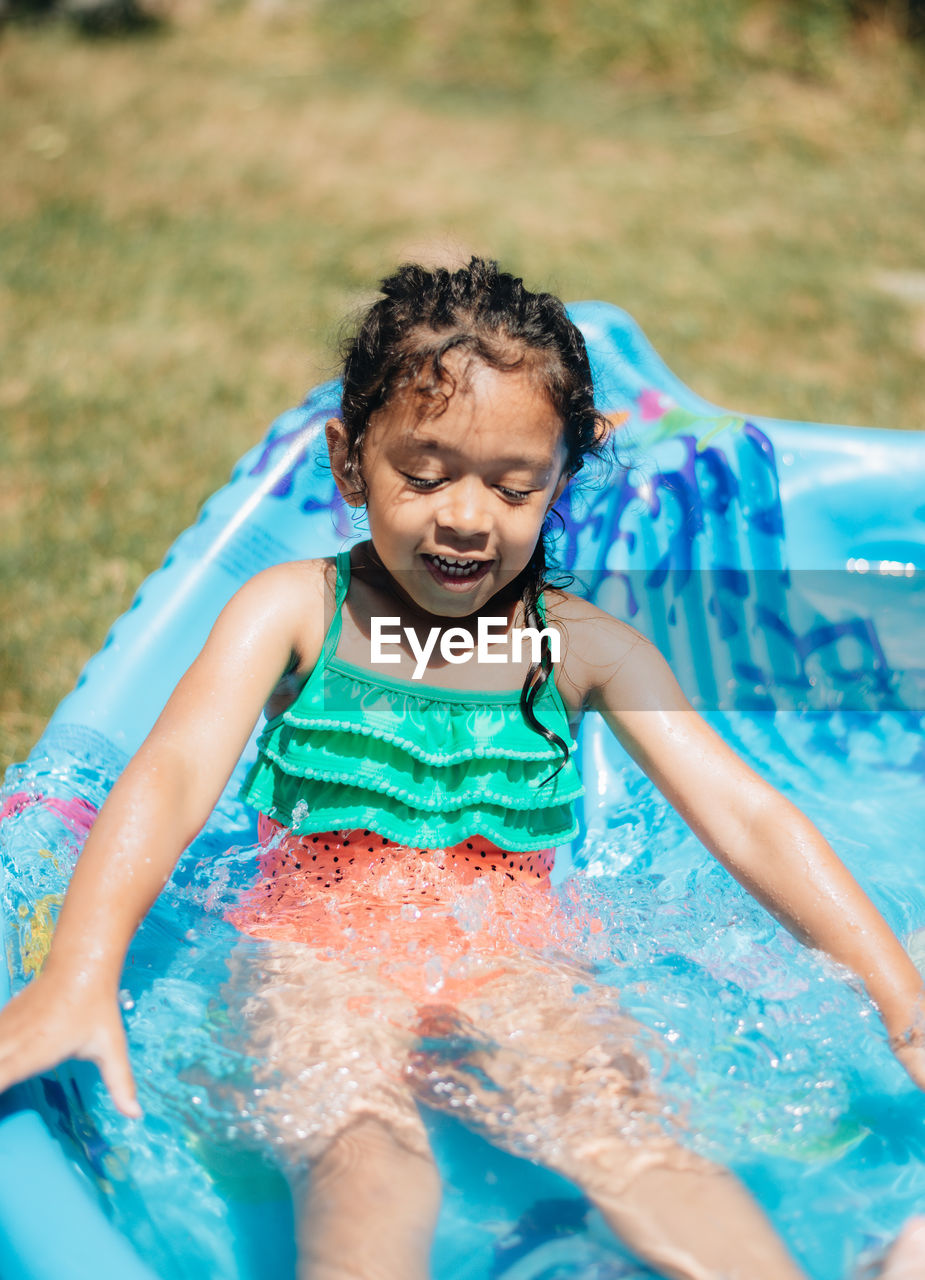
[2, 8, 924, 768]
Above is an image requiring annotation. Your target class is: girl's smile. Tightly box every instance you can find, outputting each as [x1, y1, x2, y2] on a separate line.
[327, 353, 569, 618]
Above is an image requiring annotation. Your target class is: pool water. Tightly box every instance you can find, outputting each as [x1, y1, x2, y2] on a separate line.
[3, 703, 924, 1280]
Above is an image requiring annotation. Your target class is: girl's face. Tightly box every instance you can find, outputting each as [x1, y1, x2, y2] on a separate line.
[328, 354, 569, 618]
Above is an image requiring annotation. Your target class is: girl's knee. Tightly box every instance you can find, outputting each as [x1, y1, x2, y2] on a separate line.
[312, 1114, 441, 1202]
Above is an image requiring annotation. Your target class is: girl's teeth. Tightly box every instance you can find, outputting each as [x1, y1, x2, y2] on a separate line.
[432, 555, 482, 578]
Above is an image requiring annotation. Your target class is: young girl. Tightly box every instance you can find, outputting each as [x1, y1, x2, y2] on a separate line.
[1, 257, 924, 1280]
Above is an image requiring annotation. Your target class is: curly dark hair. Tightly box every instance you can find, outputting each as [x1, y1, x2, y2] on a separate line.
[338, 256, 609, 771]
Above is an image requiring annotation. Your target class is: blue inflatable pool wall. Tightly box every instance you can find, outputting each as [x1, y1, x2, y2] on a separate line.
[1, 302, 923, 1279]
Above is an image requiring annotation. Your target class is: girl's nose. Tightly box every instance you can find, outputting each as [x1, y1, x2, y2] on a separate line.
[436, 478, 490, 538]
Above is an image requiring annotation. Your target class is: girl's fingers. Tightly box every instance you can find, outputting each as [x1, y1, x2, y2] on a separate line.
[89, 1017, 143, 1119]
[100, 1058, 143, 1119]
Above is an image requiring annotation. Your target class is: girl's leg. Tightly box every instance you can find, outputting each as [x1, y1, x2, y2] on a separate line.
[227, 941, 442, 1280]
[293, 1115, 442, 1280]
[879, 1218, 925, 1279]
[573, 1152, 805, 1280]
[409, 954, 806, 1280]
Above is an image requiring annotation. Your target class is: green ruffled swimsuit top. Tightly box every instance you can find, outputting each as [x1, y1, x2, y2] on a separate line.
[240, 550, 584, 852]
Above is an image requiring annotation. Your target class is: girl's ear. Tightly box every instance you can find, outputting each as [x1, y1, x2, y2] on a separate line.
[325, 418, 366, 508]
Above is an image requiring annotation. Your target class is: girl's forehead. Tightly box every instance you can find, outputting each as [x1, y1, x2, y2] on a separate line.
[377, 413, 566, 472]
[398, 427, 563, 471]
[370, 360, 566, 462]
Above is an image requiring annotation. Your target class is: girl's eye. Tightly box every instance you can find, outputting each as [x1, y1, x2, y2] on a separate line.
[402, 472, 533, 501]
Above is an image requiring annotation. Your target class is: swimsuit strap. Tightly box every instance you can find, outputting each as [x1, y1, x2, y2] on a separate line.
[320, 548, 352, 664]
[533, 587, 574, 732]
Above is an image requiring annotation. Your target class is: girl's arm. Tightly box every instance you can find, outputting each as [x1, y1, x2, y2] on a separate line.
[574, 612, 925, 1089]
[0, 561, 327, 1116]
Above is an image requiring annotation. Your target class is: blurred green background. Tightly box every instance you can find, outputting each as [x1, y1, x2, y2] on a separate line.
[2, 0, 924, 769]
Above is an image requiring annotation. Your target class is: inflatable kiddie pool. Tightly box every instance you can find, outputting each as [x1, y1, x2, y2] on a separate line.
[1, 302, 924, 1280]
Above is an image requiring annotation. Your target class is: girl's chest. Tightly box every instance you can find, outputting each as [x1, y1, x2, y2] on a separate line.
[271, 583, 588, 731]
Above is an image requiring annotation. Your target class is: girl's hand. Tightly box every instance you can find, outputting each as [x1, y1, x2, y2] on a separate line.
[0, 973, 141, 1119]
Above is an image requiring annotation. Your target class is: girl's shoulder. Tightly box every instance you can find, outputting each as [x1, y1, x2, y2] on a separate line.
[233, 557, 337, 672]
[237, 556, 334, 606]
[542, 588, 657, 707]
[542, 587, 648, 654]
